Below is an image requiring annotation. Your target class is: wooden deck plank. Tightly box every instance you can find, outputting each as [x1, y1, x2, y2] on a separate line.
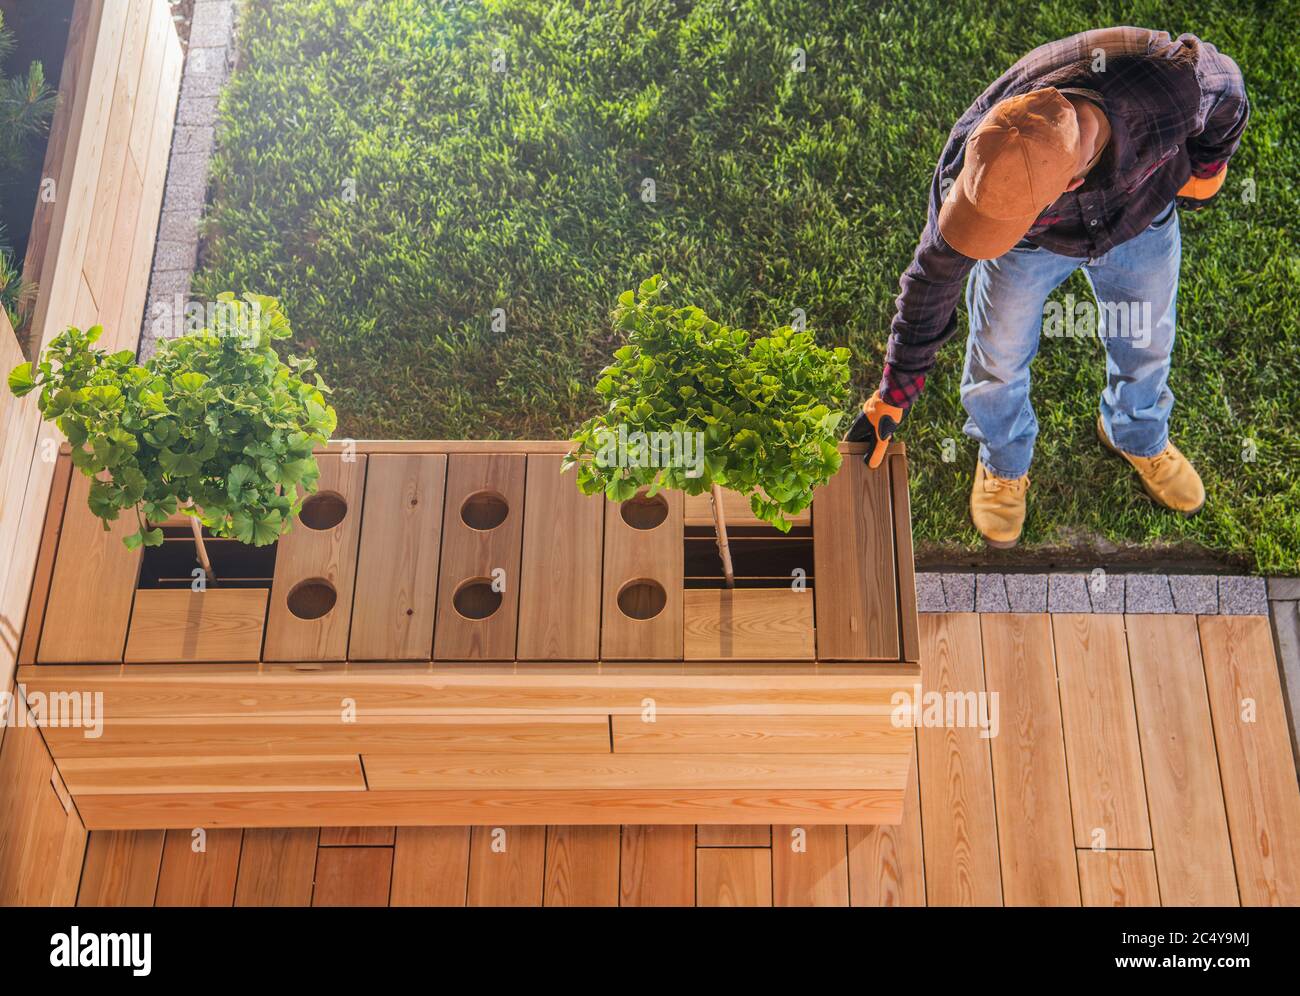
[319, 826, 395, 846]
[1076, 850, 1160, 907]
[1198, 615, 1300, 906]
[543, 826, 620, 906]
[915, 614, 1002, 905]
[77, 830, 164, 906]
[233, 828, 318, 906]
[1126, 615, 1239, 906]
[620, 825, 695, 906]
[312, 846, 392, 907]
[849, 736, 926, 906]
[601, 489, 684, 660]
[61, 755, 366, 795]
[773, 825, 849, 906]
[433, 454, 526, 660]
[153, 827, 242, 906]
[390, 827, 469, 906]
[466, 825, 544, 906]
[982, 614, 1080, 906]
[683, 588, 815, 661]
[124, 588, 267, 663]
[349, 454, 446, 661]
[1053, 614, 1151, 850]
[263, 454, 368, 661]
[697, 848, 772, 906]
[517, 455, 604, 660]
[887, 451, 920, 662]
[697, 825, 771, 846]
[612, 714, 906, 754]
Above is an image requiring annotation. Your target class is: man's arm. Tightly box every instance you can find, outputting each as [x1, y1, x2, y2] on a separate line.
[1184, 35, 1249, 179]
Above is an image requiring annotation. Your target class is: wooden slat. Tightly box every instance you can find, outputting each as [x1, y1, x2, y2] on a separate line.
[849, 736, 926, 906]
[154, 827, 242, 906]
[390, 827, 469, 906]
[16, 455, 71, 668]
[683, 487, 809, 528]
[601, 489, 684, 660]
[887, 451, 920, 662]
[60, 754, 366, 795]
[348, 454, 446, 660]
[467, 825, 544, 906]
[313, 846, 392, 907]
[1126, 615, 1239, 906]
[362, 753, 908, 791]
[697, 825, 770, 846]
[683, 588, 814, 660]
[38, 472, 141, 662]
[263, 454, 367, 661]
[319, 826, 394, 846]
[773, 825, 849, 906]
[620, 825, 695, 906]
[982, 614, 1080, 906]
[1198, 615, 1300, 906]
[812, 448, 898, 660]
[77, 829, 164, 906]
[1053, 614, 1150, 849]
[697, 848, 771, 906]
[124, 588, 267, 663]
[433, 454, 526, 660]
[233, 828, 318, 906]
[76, 789, 903, 830]
[517, 455, 603, 660]
[1076, 850, 1160, 907]
[916, 614, 1002, 905]
[543, 826, 620, 906]
[612, 714, 906, 754]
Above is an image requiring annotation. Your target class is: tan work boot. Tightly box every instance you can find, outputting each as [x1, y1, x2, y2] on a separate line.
[1097, 416, 1205, 515]
[971, 461, 1029, 548]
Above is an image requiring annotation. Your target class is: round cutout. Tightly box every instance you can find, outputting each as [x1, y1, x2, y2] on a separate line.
[287, 578, 337, 620]
[620, 492, 668, 530]
[460, 491, 509, 530]
[300, 492, 347, 530]
[453, 578, 503, 620]
[617, 578, 667, 620]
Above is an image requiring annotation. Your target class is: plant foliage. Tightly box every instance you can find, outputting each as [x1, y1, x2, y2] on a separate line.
[8, 293, 337, 550]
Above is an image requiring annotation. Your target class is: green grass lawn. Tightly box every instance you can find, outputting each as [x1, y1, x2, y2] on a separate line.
[196, 0, 1300, 573]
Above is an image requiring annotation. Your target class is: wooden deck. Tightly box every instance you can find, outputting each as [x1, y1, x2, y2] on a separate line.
[71, 612, 1300, 906]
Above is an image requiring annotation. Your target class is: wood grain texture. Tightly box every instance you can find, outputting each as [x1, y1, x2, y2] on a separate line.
[683, 588, 814, 660]
[154, 827, 242, 906]
[620, 825, 694, 906]
[1126, 614, 1239, 906]
[613, 714, 906, 754]
[349, 454, 446, 660]
[1198, 615, 1300, 906]
[982, 614, 1080, 906]
[697, 825, 771, 846]
[517, 455, 603, 660]
[312, 846, 392, 907]
[887, 452, 920, 662]
[773, 825, 849, 906]
[697, 848, 772, 906]
[124, 588, 268, 663]
[467, 825, 544, 906]
[263, 454, 367, 661]
[916, 614, 1002, 905]
[601, 489, 684, 660]
[319, 826, 394, 846]
[849, 737, 926, 906]
[77, 830, 164, 906]
[543, 825, 620, 906]
[1053, 614, 1150, 850]
[433, 454, 526, 660]
[61, 754, 366, 795]
[1076, 850, 1160, 907]
[683, 487, 809, 528]
[16, 455, 71, 668]
[812, 450, 898, 660]
[233, 828, 318, 906]
[390, 827, 469, 906]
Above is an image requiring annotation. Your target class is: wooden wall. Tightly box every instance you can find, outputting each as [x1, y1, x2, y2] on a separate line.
[0, 0, 184, 905]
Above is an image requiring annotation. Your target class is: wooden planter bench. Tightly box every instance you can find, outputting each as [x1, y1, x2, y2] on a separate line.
[17, 441, 920, 829]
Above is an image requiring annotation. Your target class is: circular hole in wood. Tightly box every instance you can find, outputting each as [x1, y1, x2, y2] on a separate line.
[453, 578, 502, 620]
[617, 578, 667, 620]
[287, 578, 336, 620]
[460, 490, 509, 531]
[300, 492, 347, 530]
[620, 492, 668, 530]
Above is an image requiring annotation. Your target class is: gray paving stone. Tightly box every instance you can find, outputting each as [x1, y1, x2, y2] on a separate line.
[152, 239, 199, 273]
[1219, 576, 1268, 616]
[176, 94, 220, 127]
[940, 573, 975, 613]
[1004, 573, 1048, 613]
[170, 125, 216, 158]
[1125, 574, 1175, 614]
[148, 269, 192, 299]
[1269, 578, 1300, 601]
[1169, 574, 1218, 615]
[181, 70, 228, 101]
[1047, 573, 1091, 613]
[190, 1, 236, 49]
[974, 574, 1009, 613]
[157, 208, 201, 247]
[915, 573, 946, 613]
[1087, 571, 1125, 613]
[185, 46, 232, 77]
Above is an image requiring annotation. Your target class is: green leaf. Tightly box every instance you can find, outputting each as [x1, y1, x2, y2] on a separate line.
[7, 362, 35, 396]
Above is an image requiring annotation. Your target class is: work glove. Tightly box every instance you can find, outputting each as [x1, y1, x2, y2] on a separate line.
[844, 390, 907, 470]
[1176, 165, 1227, 211]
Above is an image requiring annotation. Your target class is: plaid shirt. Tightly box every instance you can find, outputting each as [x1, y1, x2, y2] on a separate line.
[880, 27, 1249, 406]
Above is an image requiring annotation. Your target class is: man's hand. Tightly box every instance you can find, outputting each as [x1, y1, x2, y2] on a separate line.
[1176, 165, 1227, 211]
[845, 391, 907, 469]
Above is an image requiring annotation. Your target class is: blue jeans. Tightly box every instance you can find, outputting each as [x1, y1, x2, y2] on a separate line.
[960, 201, 1180, 478]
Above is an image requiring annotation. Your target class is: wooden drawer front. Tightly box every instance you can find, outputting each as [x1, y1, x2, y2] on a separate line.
[601, 490, 684, 660]
[610, 715, 909, 754]
[683, 588, 814, 660]
[433, 454, 526, 660]
[125, 588, 267, 663]
[59, 755, 365, 795]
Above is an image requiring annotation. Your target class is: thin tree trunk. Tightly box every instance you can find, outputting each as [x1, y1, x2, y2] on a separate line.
[190, 510, 216, 584]
[710, 484, 735, 589]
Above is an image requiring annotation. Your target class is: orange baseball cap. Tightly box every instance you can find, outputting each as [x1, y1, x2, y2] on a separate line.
[938, 88, 1082, 260]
